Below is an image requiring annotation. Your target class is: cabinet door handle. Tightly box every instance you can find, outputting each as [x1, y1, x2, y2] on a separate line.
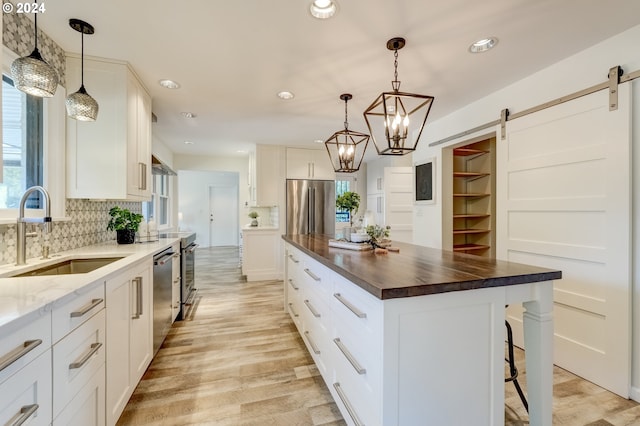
[304, 299, 321, 318]
[311, 162, 315, 178]
[304, 268, 321, 282]
[288, 279, 299, 291]
[138, 162, 147, 190]
[69, 342, 102, 370]
[333, 293, 367, 318]
[334, 338, 366, 375]
[11, 404, 39, 426]
[0, 339, 43, 372]
[288, 302, 299, 318]
[307, 162, 311, 178]
[132, 276, 143, 319]
[304, 331, 321, 355]
[333, 383, 364, 426]
[288, 254, 299, 264]
[70, 298, 103, 318]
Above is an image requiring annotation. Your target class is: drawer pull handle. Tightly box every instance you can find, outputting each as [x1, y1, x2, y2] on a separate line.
[70, 298, 103, 318]
[12, 404, 39, 426]
[288, 279, 299, 291]
[334, 293, 367, 318]
[69, 342, 103, 370]
[0, 339, 43, 372]
[288, 303, 299, 318]
[333, 383, 364, 426]
[304, 299, 321, 318]
[288, 254, 300, 264]
[334, 338, 366, 375]
[304, 331, 321, 355]
[304, 268, 321, 282]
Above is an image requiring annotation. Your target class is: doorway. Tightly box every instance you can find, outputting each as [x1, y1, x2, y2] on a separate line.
[209, 185, 238, 246]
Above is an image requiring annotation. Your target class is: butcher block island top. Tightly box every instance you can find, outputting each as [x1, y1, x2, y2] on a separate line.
[282, 233, 561, 300]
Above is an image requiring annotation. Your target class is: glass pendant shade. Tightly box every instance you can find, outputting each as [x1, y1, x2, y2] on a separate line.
[11, 9, 58, 98]
[364, 37, 434, 155]
[66, 19, 98, 122]
[325, 94, 369, 173]
[66, 85, 99, 121]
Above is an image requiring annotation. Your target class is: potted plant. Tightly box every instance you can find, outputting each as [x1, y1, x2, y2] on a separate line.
[365, 224, 391, 249]
[248, 211, 259, 227]
[107, 206, 143, 244]
[336, 191, 360, 227]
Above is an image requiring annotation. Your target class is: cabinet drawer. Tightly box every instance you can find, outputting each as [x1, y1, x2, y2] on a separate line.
[301, 325, 332, 378]
[332, 275, 383, 342]
[333, 354, 381, 426]
[301, 257, 331, 299]
[53, 309, 106, 417]
[286, 291, 303, 332]
[0, 349, 52, 426]
[52, 281, 105, 343]
[53, 364, 105, 426]
[0, 312, 51, 385]
[300, 291, 332, 339]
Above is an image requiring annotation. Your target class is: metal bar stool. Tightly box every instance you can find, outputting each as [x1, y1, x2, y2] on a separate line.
[505, 319, 529, 412]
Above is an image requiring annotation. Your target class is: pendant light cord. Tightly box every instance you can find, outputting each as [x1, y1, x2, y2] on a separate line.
[80, 30, 85, 88]
[391, 48, 401, 92]
[33, 1, 38, 49]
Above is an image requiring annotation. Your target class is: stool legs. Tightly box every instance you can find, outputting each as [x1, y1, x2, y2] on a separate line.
[505, 320, 529, 412]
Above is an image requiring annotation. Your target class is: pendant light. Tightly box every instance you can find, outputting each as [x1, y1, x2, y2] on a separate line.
[324, 94, 370, 173]
[363, 37, 434, 155]
[66, 19, 99, 121]
[10, 2, 59, 97]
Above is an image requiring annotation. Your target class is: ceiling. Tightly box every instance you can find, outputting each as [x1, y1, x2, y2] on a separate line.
[38, 0, 640, 161]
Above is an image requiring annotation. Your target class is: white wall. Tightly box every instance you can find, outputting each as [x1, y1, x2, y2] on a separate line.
[174, 154, 249, 244]
[412, 24, 640, 397]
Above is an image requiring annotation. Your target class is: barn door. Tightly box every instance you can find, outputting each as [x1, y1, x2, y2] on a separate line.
[497, 84, 631, 397]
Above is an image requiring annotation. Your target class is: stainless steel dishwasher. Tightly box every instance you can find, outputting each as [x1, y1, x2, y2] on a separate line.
[153, 247, 175, 355]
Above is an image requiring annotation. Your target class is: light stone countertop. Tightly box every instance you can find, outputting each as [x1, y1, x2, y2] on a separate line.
[0, 238, 179, 334]
[241, 225, 279, 231]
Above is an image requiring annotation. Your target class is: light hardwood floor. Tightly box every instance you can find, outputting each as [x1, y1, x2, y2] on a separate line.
[119, 246, 640, 426]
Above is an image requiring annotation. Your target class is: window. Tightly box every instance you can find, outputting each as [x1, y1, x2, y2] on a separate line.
[143, 174, 171, 228]
[335, 179, 351, 223]
[1, 74, 44, 209]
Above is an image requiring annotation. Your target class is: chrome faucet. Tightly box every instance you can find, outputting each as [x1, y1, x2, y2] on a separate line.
[17, 185, 52, 265]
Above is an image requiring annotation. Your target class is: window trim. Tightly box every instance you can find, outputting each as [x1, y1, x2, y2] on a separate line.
[0, 46, 67, 221]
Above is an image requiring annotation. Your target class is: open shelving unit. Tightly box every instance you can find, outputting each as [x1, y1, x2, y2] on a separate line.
[451, 138, 496, 256]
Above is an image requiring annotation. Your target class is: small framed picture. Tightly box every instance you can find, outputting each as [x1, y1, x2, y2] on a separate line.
[414, 158, 435, 204]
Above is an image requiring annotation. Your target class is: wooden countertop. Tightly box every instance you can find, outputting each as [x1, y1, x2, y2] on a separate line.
[282, 234, 562, 300]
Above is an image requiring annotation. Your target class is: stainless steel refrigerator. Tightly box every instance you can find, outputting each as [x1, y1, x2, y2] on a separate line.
[286, 179, 335, 235]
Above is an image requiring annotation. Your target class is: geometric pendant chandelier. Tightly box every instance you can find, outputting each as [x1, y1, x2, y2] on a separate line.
[324, 93, 370, 173]
[11, 3, 59, 97]
[363, 37, 434, 155]
[66, 18, 99, 121]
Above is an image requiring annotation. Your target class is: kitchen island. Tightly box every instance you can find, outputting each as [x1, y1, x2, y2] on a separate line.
[283, 234, 561, 426]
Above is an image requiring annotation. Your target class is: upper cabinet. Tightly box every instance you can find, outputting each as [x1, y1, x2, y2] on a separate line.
[249, 145, 281, 206]
[66, 56, 152, 201]
[286, 148, 334, 180]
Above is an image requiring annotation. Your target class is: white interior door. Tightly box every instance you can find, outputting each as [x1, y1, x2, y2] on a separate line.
[209, 185, 238, 247]
[498, 84, 631, 397]
[384, 167, 413, 243]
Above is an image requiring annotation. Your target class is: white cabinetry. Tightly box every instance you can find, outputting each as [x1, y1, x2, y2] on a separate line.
[0, 313, 52, 426]
[105, 259, 153, 426]
[249, 145, 281, 206]
[66, 55, 152, 201]
[51, 281, 106, 424]
[242, 228, 282, 281]
[286, 148, 335, 180]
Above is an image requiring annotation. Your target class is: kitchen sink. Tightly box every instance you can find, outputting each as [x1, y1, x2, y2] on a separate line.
[13, 257, 124, 277]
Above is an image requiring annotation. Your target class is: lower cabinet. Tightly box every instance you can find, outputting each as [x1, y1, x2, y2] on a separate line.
[0, 348, 52, 425]
[242, 228, 282, 281]
[105, 259, 153, 426]
[53, 364, 105, 426]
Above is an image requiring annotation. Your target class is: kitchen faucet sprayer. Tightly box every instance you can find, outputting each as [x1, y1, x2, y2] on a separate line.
[16, 185, 52, 265]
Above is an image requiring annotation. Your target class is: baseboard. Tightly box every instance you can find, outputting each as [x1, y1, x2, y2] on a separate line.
[630, 386, 640, 402]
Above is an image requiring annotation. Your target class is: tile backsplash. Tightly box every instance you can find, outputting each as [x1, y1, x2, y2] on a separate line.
[0, 199, 141, 266]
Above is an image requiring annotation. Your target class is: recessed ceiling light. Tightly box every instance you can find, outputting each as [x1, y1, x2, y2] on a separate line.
[469, 37, 498, 53]
[313, 139, 324, 144]
[277, 91, 295, 100]
[310, 0, 338, 19]
[184, 141, 194, 145]
[181, 112, 197, 118]
[237, 150, 248, 153]
[159, 79, 180, 89]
